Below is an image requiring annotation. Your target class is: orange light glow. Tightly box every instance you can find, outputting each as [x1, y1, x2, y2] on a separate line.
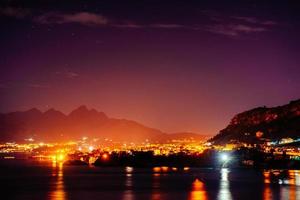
[184, 167, 190, 171]
[57, 154, 65, 162]
[264, 171, 270, 184]
[153, 167, 161, 173]
[172, 167, 178, 171]
[189, 179, 207, 200]
[161, 166, 169, 172]
[51, 153, 65, 163]
[193, 179, 204, 189]
[102, 153, 109, 160]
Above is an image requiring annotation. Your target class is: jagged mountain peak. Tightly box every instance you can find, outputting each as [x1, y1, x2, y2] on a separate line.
[0, 106, 202, 142]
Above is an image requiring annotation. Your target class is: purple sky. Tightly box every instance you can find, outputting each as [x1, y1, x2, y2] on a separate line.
[0, 1, 300, 135]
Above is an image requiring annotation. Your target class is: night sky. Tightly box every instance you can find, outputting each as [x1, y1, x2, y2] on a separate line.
[1, 0, 300, 135]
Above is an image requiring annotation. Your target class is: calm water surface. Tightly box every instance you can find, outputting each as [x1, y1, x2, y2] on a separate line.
[1, 160, 300, 200]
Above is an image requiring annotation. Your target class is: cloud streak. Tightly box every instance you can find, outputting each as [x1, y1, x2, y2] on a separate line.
[0, 6, 30, 18]
[27, 83, 50, 88]
[56, 71, 79, 79]
[232, 16, 277, 26]
[202, 11, 278, 37]
[35, 12, 108, 25]
[207, 24, 267, 36]
[1, 6, 278, 37]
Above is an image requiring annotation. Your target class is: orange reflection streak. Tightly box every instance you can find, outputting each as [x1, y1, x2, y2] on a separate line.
[289, 170, 296, 200]
[153, 167, 161, 173]
[123, 170, 133, 200]
[263, 185, 272, 200]
[264, 171, 270, 184]
[161, 166, 168, 172]
[50, 162, 66, 200]
[189, 179, 208, 200]
[263, 171, 272, 200]
[151, 170, 161, 200]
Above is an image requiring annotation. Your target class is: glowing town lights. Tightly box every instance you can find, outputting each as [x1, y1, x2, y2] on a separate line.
[57, 154, 65, 162]
[25, 138, 34, 142]
[102, 153, 109, 160]
[51, 154, 65, 162]
[78, 147, 82, 151]
[88, 146, 94, 152]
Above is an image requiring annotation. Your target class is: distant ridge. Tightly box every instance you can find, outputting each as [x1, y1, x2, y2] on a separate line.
[210, 99, 300, 144]
[0, 106, 206, 142]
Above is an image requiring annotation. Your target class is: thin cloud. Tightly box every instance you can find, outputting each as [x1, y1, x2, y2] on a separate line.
[35, 12, 108, 26]
[207, 24, 267, 36]
[56, 71, 79, 79]
[150, 24, 186, 29]
[112, 22, 143, 28]
[232, 16, 277, 26]
[27, 83, 50, 88]
[202, 11, 277, 37]
[112, 22, 188, 29]
[0, 6, 30, 18]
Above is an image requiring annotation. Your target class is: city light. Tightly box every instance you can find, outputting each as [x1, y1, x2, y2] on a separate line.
[57, 154, 65, 162]
[88, 146, 94, 152]
[220, 153, 230, 162]
[102, 153, 109, 160]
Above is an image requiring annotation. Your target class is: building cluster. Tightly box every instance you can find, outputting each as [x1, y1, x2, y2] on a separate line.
[1, 136, 300, 164]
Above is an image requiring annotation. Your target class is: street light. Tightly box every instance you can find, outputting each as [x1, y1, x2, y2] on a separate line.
[220, 153, 230, 162]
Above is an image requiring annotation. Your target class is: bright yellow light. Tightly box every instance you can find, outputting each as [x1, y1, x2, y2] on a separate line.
[57, 154, 64, 162]
[52, 154, 65, 162]
[89, 146, 94, 151]
[52, 155, 57, 162]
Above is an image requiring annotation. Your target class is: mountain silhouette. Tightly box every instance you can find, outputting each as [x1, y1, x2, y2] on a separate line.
[210, 99, 300, 144]
[0, 106, 205, 142]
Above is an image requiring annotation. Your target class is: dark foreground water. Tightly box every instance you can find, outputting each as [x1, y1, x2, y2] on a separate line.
[1, 160, 300, 200]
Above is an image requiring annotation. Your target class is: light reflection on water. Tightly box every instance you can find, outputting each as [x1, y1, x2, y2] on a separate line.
[121, 168, 300, 200]
[152, 171, 162, 200]
[20, 162, 300, 200]
[50, 162, 66, 200]
[123, 167, 134, 200]
[217, 168, 232, 200]
[263, 170, 300, 200]
[189, 178, 208, 200]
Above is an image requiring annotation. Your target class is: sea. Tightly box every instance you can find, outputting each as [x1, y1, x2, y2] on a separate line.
[0, 160, 299, 200]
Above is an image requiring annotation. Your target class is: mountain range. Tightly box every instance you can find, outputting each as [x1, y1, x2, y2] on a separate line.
[0, 106, 206, 143]
[210, 99, 300, 144]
